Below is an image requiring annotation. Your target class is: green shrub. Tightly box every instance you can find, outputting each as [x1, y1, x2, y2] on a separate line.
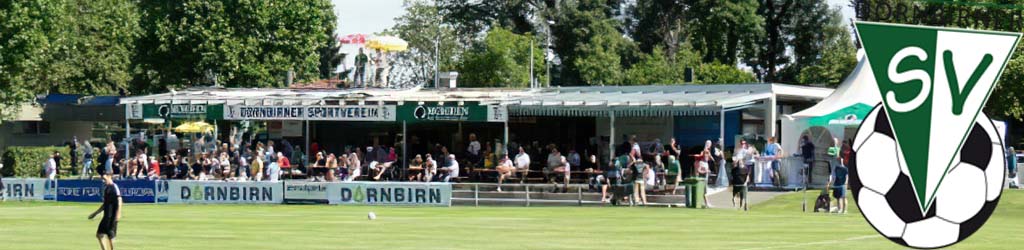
[1, 146, 72, 178]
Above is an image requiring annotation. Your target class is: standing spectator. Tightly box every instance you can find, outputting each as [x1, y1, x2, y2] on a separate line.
[46, 151, 58, 180]
[440, 154, 460, 182]
[238, 149, 251, 181]
[53, 151, 63, 177]
[763, 137, 783, 187]
[265, 141, 276, 163]
[514, 147, 531, 184]
[354, 48, 369, 87]
[732, 153, 751, 210]
[827, 153, 850, 214]
[1008, 146, 1018, 188]
[713, 139, 728, 187]
[81, 141, 95, 179]
[467, 133, 481, 168]
[668, 138, 682, 160]
[251, 151, 264, 181]
[265, 153, 279, 182]
[310, 140, 320, 160]
[667, 155, 682, 194]
[70, 137, 79, 175]
[631, 158, 649, 206]
[373, 49, 388, 86]
[799, 135, 815, 187]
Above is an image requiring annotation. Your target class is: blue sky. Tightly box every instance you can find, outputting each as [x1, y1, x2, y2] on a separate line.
[332, 0, 857, 36]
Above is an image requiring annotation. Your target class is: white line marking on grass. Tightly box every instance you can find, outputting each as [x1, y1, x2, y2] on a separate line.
[737, 235, 881, 250]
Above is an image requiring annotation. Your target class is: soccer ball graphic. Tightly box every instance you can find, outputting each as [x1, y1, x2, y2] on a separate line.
[850, 104, 1004, 249]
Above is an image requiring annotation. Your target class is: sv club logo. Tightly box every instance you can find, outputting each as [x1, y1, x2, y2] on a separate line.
[853, 22, 1019, 248]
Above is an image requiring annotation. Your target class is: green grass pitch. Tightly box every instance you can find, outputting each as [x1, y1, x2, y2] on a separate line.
[2, 190, 1023, 249]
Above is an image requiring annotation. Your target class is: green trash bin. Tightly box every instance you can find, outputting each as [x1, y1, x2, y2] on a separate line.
[683, 177, 707, 208]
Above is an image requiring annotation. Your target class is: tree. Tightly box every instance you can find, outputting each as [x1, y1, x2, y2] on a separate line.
[627, 0, 686, 59]
[458, 27, 545, 88]
[623, 45, 703, 85]
[1, 0, 140, 120]
[747, 0, 794, 82]
[684, 0, 763, 65]
[551, 0, 633, 85]
[793, 6, 856, 86]
[696, 63, 757, 84]
[386, 0, 461, 87]
[132, 0, 336, 92]
[318, 8, 342, 80]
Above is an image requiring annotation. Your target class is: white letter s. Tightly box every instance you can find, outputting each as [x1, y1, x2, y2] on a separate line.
[886, 46, 931, 113]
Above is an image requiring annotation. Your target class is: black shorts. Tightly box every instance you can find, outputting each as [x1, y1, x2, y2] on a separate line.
[97, 219, 118, 239]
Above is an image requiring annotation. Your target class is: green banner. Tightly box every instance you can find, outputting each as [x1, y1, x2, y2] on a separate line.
[397, 102, 505, 123]
[142, 104, 224, 120]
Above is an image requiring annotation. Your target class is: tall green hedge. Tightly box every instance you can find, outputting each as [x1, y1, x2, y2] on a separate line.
[1, 146, 72, 178]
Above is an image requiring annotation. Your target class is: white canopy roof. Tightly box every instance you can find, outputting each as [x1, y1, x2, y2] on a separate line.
[119, 83, 833, 117]
[788, 50, 881, 118]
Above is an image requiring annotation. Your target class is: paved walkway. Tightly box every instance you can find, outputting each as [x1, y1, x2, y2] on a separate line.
[705, 186, 788, 209]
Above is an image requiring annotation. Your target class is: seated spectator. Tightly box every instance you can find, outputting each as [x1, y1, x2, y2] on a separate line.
[337, 154, 349, 181]
[326, 153, 338, 182]
[440, 154, 460, 182]
[551, 153, 570, 193]
[174, 157, 191, 180]
[514, 147, 530, 184]
[407, 155, 424, 182]
[345, 152, 360, 181]
[312, 152, 326, 182]
[495, 155, 515, 192]
[219, 152, 232, 180]
[277, 152, 291, 180]
[148, 158, 160, 180]
[192, 154, 206, 180]
[423, 154, 437, 183]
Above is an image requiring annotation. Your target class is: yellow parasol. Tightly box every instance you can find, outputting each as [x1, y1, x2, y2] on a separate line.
[174, 121, 214, 133]
[366, 35, 408, 51]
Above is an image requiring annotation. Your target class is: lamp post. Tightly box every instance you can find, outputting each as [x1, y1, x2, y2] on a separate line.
[546, 20, 555, 88]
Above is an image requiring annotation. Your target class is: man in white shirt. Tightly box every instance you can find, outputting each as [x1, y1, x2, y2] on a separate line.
[514, 147, 531, 184]
[441, 154, 460, 182]
[46, 152, 58, 180]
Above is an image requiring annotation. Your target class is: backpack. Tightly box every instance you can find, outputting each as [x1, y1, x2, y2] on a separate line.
[814, 189, 831, 212]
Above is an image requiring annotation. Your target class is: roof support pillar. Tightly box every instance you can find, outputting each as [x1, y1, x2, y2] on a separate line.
[720, 106, 726, 145]
[608, 110, 616, 163]
[765, 94, 777, 140]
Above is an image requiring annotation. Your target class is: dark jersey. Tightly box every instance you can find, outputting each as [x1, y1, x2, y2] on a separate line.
[732, 166, 749, 186]
[102, 183, 121, 220]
